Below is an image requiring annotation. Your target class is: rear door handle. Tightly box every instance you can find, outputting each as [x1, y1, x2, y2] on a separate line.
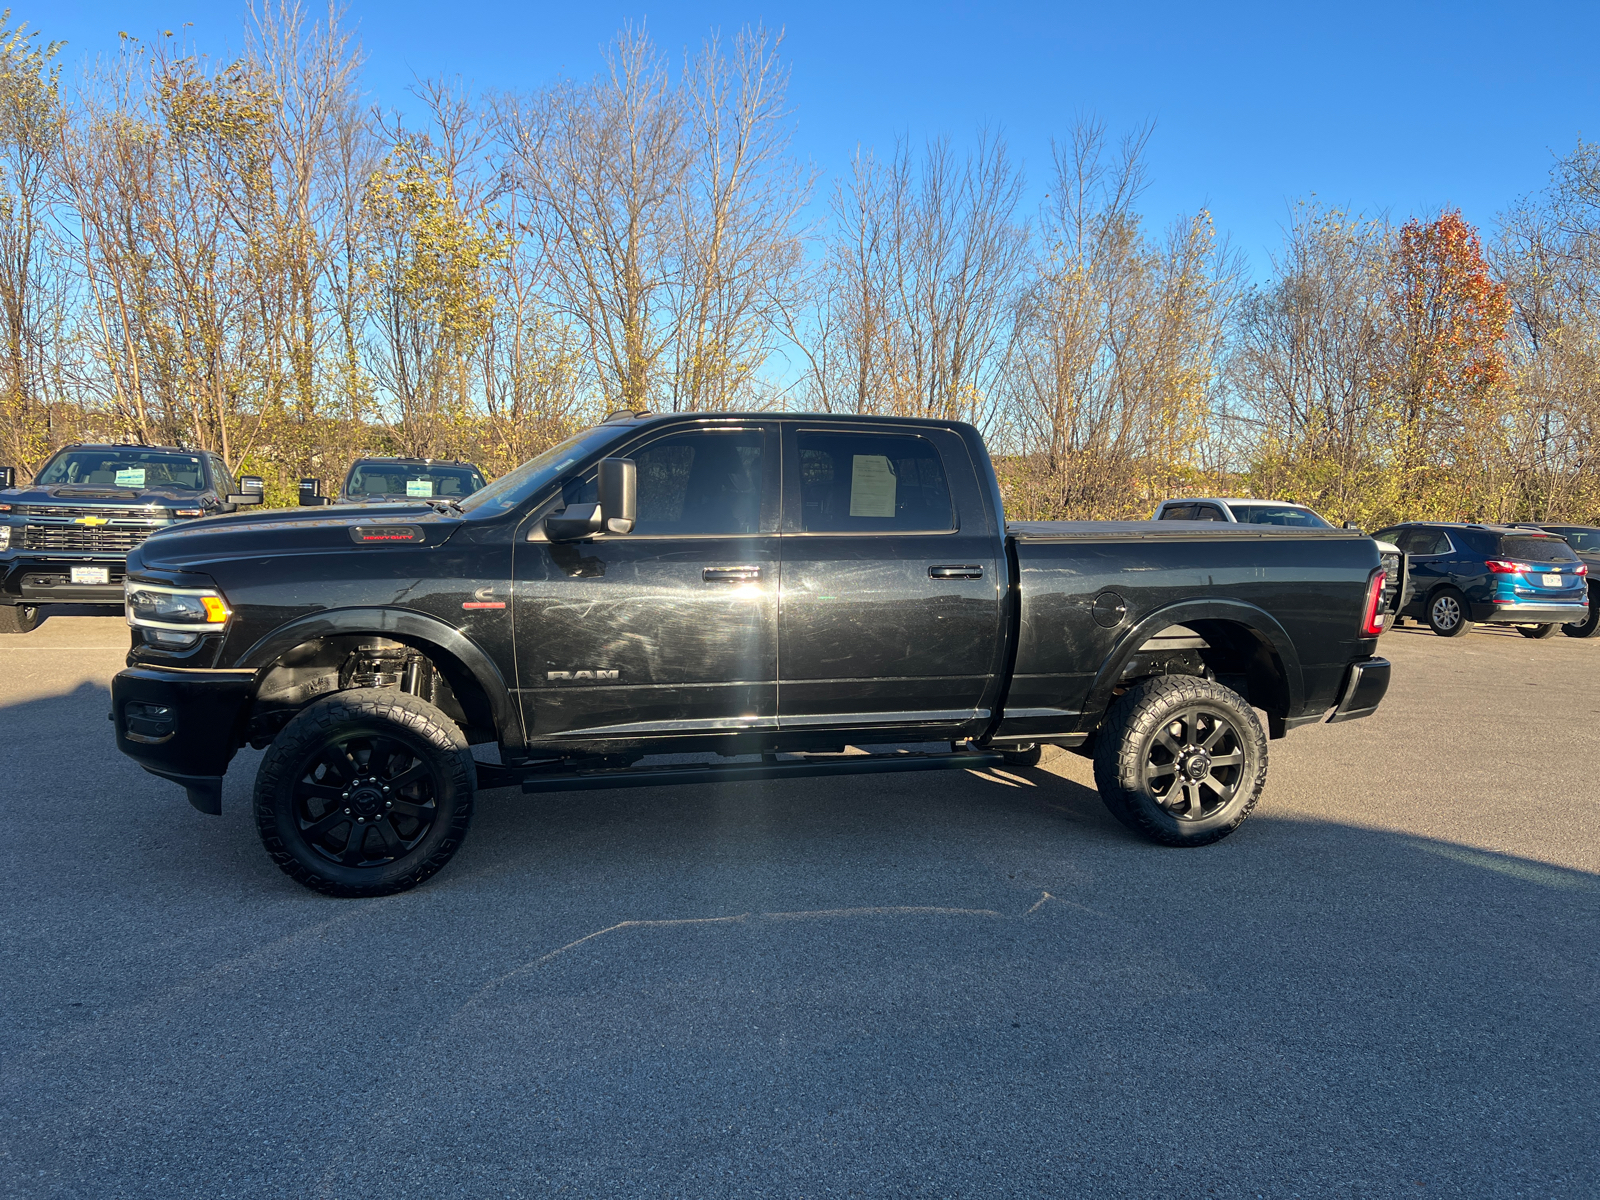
[703, 566, 762, 582]
[929, 565, 983, 580]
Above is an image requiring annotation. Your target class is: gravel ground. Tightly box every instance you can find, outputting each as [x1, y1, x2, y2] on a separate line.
[1, 613, 1596, 1198]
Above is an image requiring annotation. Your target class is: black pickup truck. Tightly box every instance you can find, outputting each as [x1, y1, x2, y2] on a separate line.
[111, 413, 1391, 896]
[0, 444, 263, 633]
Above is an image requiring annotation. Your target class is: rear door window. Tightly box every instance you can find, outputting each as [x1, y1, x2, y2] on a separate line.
[1499, 535, 1578, 563]
[1157, 504, 1194, 521]
[1190, 504, 1227, 521]
[794, 431, 953, 533]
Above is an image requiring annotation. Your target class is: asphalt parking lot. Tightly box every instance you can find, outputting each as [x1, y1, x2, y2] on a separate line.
[2, 613, 1596, 1198]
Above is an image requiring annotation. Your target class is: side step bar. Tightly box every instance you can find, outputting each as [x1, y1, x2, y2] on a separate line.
[490, 749, 1010, 795]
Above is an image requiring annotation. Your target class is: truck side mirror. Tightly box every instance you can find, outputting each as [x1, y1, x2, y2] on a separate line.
[598, 457, 636, 534]
[227, 475, 265, 508]
[299, 477, 328, 506]
[0, 466, 13, 489]
[544, 457, 637, 542]
[1342, 521, 1366, 533]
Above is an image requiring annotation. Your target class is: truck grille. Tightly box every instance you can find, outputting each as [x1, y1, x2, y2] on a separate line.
[22, 523, 157, 553]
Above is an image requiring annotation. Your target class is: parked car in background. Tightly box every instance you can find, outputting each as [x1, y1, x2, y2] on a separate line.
[1153, 497, 1412, 624]
[1370, 522, 1588, 638]
[1514, 524, 1600, 638]
[302, 457, 488, 506]
[0, 444, 262, 635]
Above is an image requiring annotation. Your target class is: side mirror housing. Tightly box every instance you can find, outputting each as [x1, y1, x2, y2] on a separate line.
[0, 466, 13, 489]
[298, 477, 328, 506]
[1342, 521, 1366, 533]
[226, 475, 265, 507]
[544, 457, 637, 541]
[598, 457, 636, 534]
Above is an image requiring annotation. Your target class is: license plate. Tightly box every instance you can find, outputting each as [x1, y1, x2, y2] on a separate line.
[1543, 574, 1563, 588]
[70, 566, 110, 585]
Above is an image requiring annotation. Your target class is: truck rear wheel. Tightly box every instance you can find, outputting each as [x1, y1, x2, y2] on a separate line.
[254, 689, 477, 897]
[1092, 676, 1268, 847]
[1564, 586, 1600, 638]
[0, 604, 41, 634]
[1517, 623, 1559, 639]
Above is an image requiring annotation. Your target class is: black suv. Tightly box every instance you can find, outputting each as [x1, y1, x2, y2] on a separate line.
[0, 444, 261, 633]
[1371, 522, 1588, 638]
[305, 457, 487, 506]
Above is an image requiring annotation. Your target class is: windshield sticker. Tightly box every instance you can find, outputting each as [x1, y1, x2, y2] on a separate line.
[114, 468, 146, 488]
[849, 454, 896, 517]
[406, 479, 434, 497]
[350, 524, 424, 544]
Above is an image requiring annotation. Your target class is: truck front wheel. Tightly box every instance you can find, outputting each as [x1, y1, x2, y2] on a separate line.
[0, 604, 41, 634]
[254, 689, 477, 897]
[1092, 676, 1268, 847]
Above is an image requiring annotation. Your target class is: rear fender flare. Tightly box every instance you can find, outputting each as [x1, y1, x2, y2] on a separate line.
[1085, 598, 1305, 723]
[234, 607, 523, 756]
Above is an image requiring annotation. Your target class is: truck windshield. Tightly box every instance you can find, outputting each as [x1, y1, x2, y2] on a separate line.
[1228, 504, 1331, 528]
[456, 426, 624, 517]
[345, 462, 485, 500]
[35, 449, 208, 491]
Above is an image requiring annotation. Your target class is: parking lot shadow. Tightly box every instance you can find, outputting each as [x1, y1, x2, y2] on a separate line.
[2, 683, 1597, 1198]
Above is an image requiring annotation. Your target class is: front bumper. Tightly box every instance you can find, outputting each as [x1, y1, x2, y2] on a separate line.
[2, 554, 128, 603]
[112, 666, 257, 813]
[1327, 656, 1390, 724]
[1470, 600, 1590, 624]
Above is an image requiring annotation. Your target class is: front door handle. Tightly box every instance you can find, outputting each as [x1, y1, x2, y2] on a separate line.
[930, 565, 983, 580]
[703, 565, 762, 582]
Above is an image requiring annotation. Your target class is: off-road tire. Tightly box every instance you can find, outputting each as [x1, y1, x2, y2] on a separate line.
[1092, 675, 1268, 847]
[0, 604, 41, 634]
[255, 689, 476, 897]
[1427, 588, 1473, 638]
[1564, 585, 1600, 639]
[1001, 744, 1043, 768]
[1518, 623, 1559, 640]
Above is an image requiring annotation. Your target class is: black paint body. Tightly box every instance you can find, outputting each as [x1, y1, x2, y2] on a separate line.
[110, 414, 1389, 800]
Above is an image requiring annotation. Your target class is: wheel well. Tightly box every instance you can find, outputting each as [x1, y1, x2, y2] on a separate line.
[1118, 620, 1290, 720]
[248, 633, 497, 747]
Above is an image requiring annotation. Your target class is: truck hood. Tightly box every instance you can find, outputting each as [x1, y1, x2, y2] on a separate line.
[1, 483, 208, 510]
[128, 502, 463, 574]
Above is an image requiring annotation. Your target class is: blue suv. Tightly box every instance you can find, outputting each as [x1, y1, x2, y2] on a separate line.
[1370, 523, 1588, 638]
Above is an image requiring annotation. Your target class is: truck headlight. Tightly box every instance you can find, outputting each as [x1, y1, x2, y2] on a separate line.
[125, 580, 231, 639]
[0, 524, 9, 550]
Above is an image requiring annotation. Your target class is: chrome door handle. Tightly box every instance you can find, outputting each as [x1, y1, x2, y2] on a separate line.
[929, 565, 983, 580]
[703, 565, 762, 582]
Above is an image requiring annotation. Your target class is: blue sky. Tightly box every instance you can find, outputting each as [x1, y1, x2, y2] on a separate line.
[44, 0, 1600, 280]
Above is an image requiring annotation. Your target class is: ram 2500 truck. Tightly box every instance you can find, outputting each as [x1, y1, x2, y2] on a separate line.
[111, 413, 1391, 896]
[0, 444, 264, 633]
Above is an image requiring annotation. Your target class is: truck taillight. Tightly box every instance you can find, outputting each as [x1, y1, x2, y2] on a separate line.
[1360, 569, 1387, 637]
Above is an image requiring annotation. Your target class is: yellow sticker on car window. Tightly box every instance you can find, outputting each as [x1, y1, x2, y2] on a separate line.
[849, 454, 897, 517]
[406, 479, 434, 498]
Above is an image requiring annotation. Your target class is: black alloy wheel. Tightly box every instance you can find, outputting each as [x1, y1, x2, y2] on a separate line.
[1427, 588, 1473, 638]
[1093, 675, 1268, 847]
[1564, 585, 1600, 639]
[0, 604, 41, 634]
[255, 689, 476, 897]
[1518, 623, 1560, 640]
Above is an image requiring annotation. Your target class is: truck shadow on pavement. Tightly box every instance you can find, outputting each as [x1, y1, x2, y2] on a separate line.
[4, 682, 1598, 1197]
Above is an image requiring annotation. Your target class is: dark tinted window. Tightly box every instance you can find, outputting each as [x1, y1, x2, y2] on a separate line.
[1372, 527, 1406, 548]
[1190, 504, 1227, 521]
[36, 449, 208, 491]
[1158, 504, 1192, 520]
[1229, 503, 1330, 528]
[1543, 527, 1600, 552]
[630, 429, 764, 536]
[796, 431, 953, 533]
[346, 462, 485, 499]
[1415, 530, 1454, 556]
[1499, 535, 1578, 563]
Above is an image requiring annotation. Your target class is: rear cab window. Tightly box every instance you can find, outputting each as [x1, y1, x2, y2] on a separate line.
[792, 430, 954, 533]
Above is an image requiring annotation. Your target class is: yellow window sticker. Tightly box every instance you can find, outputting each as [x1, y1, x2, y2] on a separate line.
[406, 479, 434, 498]
[849, 454, 897, 517]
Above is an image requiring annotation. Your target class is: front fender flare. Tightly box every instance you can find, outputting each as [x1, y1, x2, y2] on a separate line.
[234, 607, 524, 756]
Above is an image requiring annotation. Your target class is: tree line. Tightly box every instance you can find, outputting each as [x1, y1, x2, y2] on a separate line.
[1, 3, 1597, 525]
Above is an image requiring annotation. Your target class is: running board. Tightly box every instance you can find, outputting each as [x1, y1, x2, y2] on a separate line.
[510, 749, 1009, 795]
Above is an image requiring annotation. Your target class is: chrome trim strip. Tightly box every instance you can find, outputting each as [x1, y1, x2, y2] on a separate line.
[779, 708, 988, 727]
[999, 707, 1077, 719]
